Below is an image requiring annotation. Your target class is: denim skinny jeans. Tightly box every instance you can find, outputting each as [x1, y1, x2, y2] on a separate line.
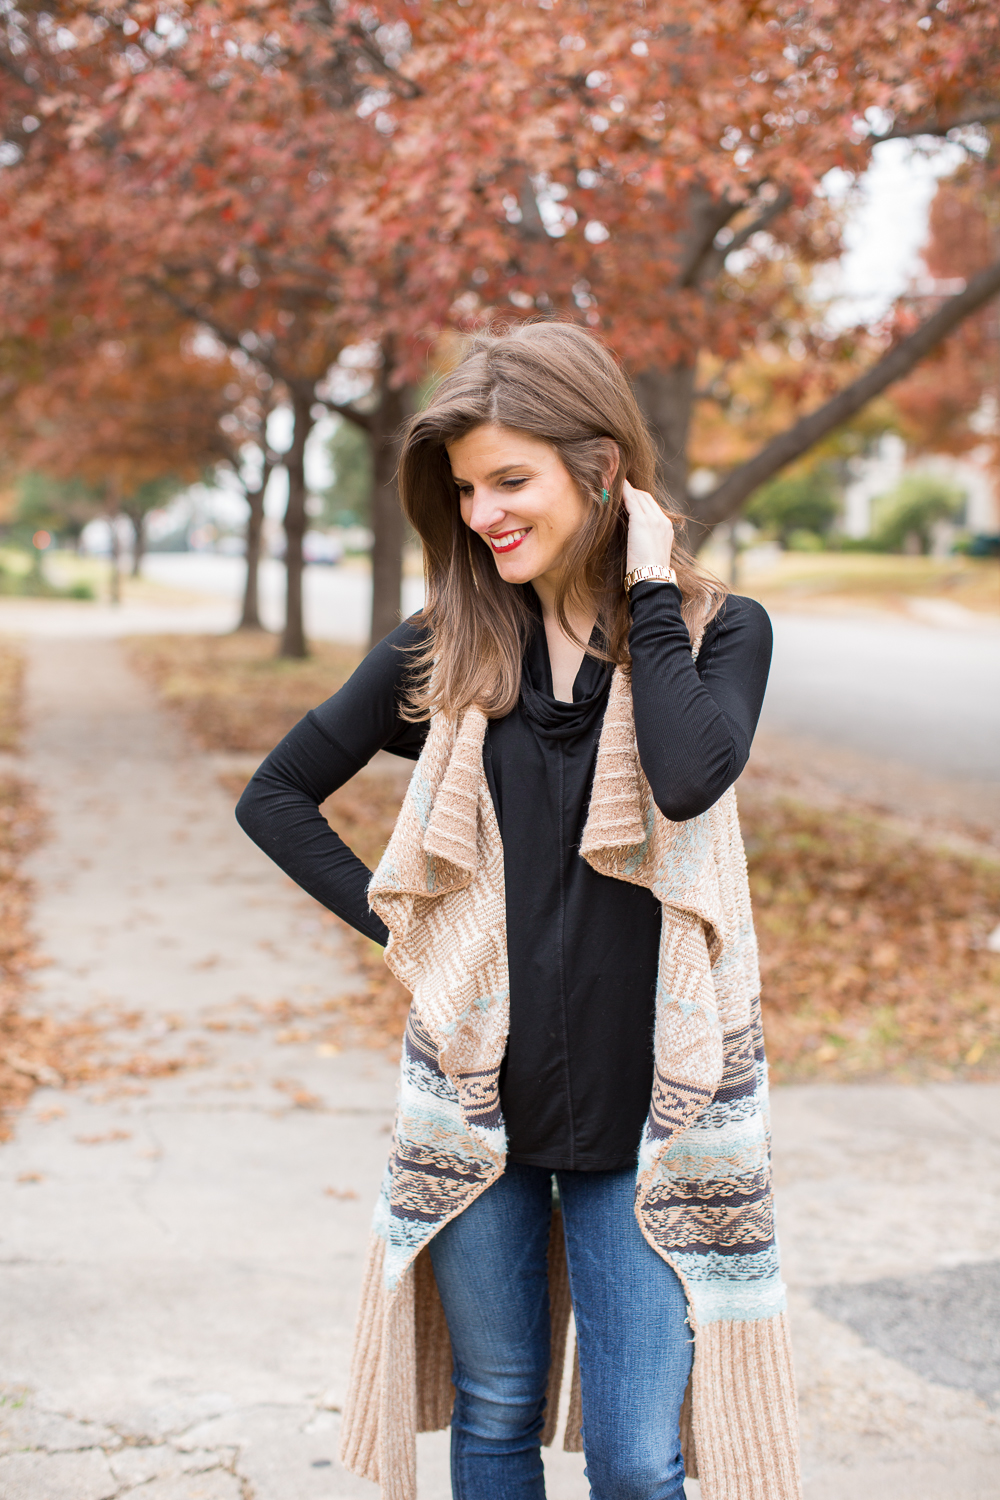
[428, 1162, 693, 1500]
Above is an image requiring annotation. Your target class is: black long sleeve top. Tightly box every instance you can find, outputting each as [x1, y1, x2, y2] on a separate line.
[236, 581, 772, 1170]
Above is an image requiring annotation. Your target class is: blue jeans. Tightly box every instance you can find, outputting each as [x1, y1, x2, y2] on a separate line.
[428, 1162, 692, 1500]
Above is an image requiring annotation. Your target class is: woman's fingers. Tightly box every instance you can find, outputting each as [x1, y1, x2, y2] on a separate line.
[622, 479, 674, 574]
[621, 478, 655, 511]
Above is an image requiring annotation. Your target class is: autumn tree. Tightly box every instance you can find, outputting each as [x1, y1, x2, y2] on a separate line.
[3, 0, 1000, 649]
[6, 472, 102, 550]
[0, 2, 447, 652]
[890, 144, 1000, 471]
[5, 320, 264, 601]
[371, 0, 1000, 548]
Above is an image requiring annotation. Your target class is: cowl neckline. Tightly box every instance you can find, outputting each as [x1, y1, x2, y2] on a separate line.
[517, 593, 611, 741]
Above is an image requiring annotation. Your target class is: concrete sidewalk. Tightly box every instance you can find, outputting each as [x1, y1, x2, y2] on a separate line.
[0, 636, 997, 1499]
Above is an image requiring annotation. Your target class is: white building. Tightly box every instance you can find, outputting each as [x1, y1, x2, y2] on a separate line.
[842, 433, 999, 541]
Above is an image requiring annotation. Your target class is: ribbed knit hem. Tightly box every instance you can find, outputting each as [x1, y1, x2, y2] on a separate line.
[563, 1338, 583, 1452]
[339, 1234, 420, 1500]
[691, 1310, 802, 1500]
[379, 1270, 418, 1500]
[339, 1232, 389, 1486]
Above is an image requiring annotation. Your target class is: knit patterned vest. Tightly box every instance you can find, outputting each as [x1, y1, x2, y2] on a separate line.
[339, 668, 801, 1500]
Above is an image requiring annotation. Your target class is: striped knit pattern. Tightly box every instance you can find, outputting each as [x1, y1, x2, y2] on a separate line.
[339, 671, 801, 1500]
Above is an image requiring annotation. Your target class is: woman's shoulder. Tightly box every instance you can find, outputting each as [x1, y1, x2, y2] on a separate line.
[699, 592, 772, 662]
[355, 613, 430, 683]
[707, 592, 771, 637]
[308, 614, 431, 756]
[311, 614, 429, 718]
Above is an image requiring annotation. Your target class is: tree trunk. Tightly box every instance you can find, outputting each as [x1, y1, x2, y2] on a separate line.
[369, 371, 414, 650]
[280, 392, 313, 659]
[238, 462, 271, 632]
[630, 361, 697, 517]
[106, 482, 121, 606]
[689, 254, 1000, 547]
[125, 508, 147, 577]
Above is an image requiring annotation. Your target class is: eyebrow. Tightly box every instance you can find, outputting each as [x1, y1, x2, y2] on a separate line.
[451, 463, 533, 484]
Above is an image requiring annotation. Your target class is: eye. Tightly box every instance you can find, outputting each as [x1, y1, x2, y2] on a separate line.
[501, 477, 528, 490]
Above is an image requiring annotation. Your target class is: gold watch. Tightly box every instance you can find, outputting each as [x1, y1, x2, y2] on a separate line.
[624, 564, 678, 595]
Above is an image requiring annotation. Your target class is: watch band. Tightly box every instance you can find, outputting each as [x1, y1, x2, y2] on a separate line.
[624, 564, 678, 594]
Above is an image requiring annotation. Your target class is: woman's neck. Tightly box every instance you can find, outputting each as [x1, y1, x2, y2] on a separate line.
[531, 576, 598, 703]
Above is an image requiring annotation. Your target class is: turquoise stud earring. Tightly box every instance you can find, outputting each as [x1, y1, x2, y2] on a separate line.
[600, 487, 610, 504]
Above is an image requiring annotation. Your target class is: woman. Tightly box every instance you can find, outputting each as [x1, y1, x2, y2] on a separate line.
[236, 323, 801, 1500]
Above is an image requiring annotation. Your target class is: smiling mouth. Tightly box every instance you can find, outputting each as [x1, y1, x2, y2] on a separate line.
[487, 527, 530, 554]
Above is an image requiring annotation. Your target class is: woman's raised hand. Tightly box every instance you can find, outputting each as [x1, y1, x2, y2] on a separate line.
[621, 479, 675, 575]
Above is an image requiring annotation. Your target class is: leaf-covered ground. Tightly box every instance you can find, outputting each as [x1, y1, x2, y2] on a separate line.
[0, 643, 212, 1138]
[739, 795, 1000, 1080]
[127, 631, 364, 752]
[134, 631, 1000, 1080]
[0, 641, 22, 750]
[0, 770, 50, 1133]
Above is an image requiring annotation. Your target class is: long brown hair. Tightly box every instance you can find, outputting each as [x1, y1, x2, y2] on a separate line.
[398, 321, 726, 719]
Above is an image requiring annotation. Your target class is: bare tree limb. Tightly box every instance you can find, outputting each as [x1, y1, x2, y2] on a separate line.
[142, 278, 293, 389]
[691, 188, 794, 287]
[515, 168, 549, 243]
[0, 50, 31, 88]
[675, 187, 739, 288]
[145, 277, 376, 438]
[345, 21, 424, 99]
[720, 188, 794, 258]
[314, 397, 374, 432]
[871, 101, 1000, 142]
[694, 256, 1000, 534]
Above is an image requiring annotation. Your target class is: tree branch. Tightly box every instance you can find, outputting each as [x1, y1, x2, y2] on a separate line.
[694, 256, 1000, 532]
[690, 188, 793, 287]
[141, 278, 293, 389]
[516, 168, 549, 243]
[345, 22, 423, 99]
[314, 397, 374, 432]
[872, 101, 1000, 143]
[675, 188, 739, 288]
[0, 49, 32, 89]
[721, 188, 794, 258]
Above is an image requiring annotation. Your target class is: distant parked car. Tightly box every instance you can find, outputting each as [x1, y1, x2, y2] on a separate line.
[303, 530, 345, 566]
[968, 533, 1000, 558]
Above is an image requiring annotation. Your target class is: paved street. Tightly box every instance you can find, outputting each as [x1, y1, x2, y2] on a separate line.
[763, 611, 1000, 782]
[0, 624, 998, 1498]
[138, 553, 1000, 781]
[141, 553, 426, 646]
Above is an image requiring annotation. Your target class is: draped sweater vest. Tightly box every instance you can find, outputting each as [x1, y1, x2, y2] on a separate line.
[339, 667, 802, 1500]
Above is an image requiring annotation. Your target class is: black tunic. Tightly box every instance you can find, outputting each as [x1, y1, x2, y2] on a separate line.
[235, 581, 772, 1170]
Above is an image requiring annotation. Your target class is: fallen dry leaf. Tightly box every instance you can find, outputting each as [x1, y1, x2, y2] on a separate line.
[272, 1078, 323, 1110]
[3, 1050, 63, 1088]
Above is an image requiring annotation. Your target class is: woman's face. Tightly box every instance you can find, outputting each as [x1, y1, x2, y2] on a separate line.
[447, 424, 590, 590]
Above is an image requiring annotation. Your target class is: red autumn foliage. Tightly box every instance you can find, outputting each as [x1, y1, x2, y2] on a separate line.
[1, 2, 998, 647]
[892, 152, 1000, 468]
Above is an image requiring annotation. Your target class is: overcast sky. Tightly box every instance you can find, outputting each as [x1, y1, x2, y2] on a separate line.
[820, 137, 967, 327]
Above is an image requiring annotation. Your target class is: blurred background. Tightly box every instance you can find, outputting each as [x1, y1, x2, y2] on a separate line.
[1, 5, 999, 1499]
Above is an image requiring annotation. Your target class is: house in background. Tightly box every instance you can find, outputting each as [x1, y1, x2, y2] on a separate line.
[843, 432, 999, 547]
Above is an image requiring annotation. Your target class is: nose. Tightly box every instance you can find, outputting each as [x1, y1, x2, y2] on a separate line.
[465, 487, 507, 536]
